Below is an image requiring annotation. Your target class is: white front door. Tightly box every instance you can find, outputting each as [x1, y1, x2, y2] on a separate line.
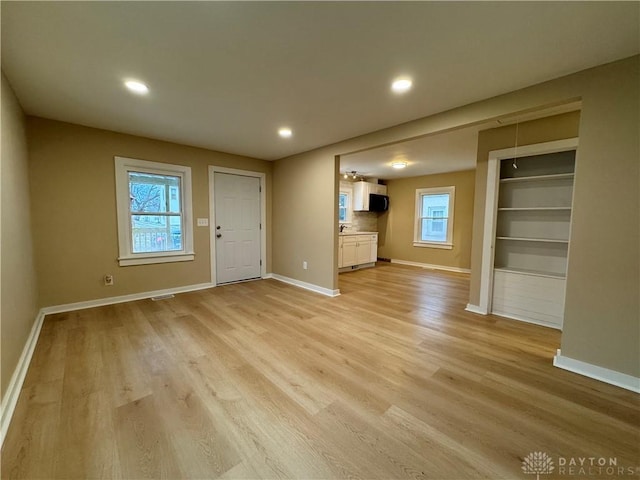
[213, 172, 261, 284]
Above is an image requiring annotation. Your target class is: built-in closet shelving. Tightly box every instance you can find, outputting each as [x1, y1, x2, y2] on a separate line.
[491, 149, 576, 328]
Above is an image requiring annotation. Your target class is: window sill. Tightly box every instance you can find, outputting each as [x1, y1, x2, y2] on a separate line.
[413, 242, 453, 250]
[118, 252, 195, 267]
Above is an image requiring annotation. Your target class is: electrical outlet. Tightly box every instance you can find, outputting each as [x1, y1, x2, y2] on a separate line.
[104, 274, 114, 286]
[303, 261, 308, 270]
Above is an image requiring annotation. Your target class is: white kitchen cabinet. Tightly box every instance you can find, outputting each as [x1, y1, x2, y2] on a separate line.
[353, 181, 388, 211]
[356, 236, 372, 264]
[370, 235, 378, 263]
[338, 233, 378, 270]
[340, 235, 358, 267]
[371, 183, 387, 195]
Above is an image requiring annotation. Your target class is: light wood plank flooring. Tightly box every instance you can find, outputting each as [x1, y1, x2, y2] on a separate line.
[2, 263, 639, 479]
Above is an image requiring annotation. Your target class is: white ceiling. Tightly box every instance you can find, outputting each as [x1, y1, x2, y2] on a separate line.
[2, 2, 638, 161]
[340, 102, 583, 179]
[341, 125, 484, 180]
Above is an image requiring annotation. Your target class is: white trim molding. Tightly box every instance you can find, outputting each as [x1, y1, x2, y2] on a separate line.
[478, 156, 500, 314]
[41, 282, 215, 315]
[269, 274, 340, 297]
[114, 156, 195, 267]
[1, 310, 46, 448]
[553, 349, 640, 393]
[465, 303, 487, 315]
[493, 309, 562, 331]
[391, 259, 470, 274]
[413, 185, 455, 250]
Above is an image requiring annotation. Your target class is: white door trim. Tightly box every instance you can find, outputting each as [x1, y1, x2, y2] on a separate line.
[478, 137, 579, 314]
[208, 166, 267, 286]
[478, 156, 500, 314]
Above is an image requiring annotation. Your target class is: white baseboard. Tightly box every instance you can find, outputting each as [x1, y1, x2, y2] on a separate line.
[41, 282, 216, 315]
[1, 310, 46, 448]
[465, 303, 487, 315]
[492, 309, 562, 331]
[269, 274, 340, 297]
[466, 303, 562, 331]
[390, 259, 470, 274]
[553, 349, 640, 393]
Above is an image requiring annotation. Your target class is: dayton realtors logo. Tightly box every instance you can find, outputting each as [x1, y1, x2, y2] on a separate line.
[522, 452, 640, 478]
[522, 452, 555, 480]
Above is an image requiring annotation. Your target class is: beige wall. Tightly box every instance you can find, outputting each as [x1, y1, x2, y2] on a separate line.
[273, 55, 639, 377]
[559, 61, 638, 377]
[467, 64, 639, 378]
[377, 169, 475, 269]
[1, 73, 39, 398]
[28, 118, 272, 307]
[273, 151, 339, 290]
[470, 111, 582, 300]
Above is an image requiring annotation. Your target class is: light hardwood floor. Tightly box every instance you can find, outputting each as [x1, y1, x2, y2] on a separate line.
[2, 263, 639, 479]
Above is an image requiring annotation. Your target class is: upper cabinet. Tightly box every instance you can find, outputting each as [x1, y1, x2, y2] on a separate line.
[353, 181, 387, 211]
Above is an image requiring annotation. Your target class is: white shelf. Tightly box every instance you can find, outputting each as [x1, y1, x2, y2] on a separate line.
[500, 172, 575, 183]
[496, 236, 569, 244]
[498, 207, 572, 212]
[488, 145, 576, 328]
[494, 267, 566, 279]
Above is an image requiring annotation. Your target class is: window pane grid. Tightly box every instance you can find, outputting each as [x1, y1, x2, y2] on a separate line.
[420, 192, 450, 243]
[128, 171, 184, 254]
[338, 190, 351, 223]
[414, 187, 454, 247]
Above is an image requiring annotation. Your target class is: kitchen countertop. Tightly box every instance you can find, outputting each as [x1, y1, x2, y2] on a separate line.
[339, 231, 378, 236]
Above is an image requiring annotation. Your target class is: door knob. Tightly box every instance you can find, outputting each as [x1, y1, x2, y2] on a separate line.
[216, 233, 222, 238]
[216, 225, 221, 230]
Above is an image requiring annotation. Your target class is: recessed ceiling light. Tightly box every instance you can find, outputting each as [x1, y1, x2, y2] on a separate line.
[124, 80, 149, 94]
[391, 161, 408, 169]
[391, 78, 412, 94]
[278, 127, 293, 138]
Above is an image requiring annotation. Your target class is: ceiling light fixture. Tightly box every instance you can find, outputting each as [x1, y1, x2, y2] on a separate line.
[343, 170, 360, 180]
[391, 161, 407, 169]
[278, 127, 293, 138]
[391, 78, 412, 94]
[124, 80, 149, 94]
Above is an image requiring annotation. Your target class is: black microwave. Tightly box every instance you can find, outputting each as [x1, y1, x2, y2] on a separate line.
[369, 194, 389, 212]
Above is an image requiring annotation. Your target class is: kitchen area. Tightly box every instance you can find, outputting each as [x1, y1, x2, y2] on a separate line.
[338, 177, 387, 272]
[337, 120, 490, 275]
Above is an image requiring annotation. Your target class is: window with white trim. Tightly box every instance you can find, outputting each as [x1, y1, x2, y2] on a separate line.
[414, 186, 455, 249]
[339, 182, 353, 224]
[115, 157, 194, 266]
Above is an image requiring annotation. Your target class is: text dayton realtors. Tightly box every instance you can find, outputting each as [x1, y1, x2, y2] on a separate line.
[557, 457, 638, 477]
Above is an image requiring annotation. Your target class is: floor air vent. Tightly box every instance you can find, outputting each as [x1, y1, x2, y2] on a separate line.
[151, 294, 175, 301]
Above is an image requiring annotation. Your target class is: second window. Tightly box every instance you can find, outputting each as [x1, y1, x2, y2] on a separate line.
[414, 186, 455, 249]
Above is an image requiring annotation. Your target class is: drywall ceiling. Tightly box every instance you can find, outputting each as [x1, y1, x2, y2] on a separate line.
[340, 125, 484, 180]
[340, 102, 583, 179]
[2, 2, 638, 161]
